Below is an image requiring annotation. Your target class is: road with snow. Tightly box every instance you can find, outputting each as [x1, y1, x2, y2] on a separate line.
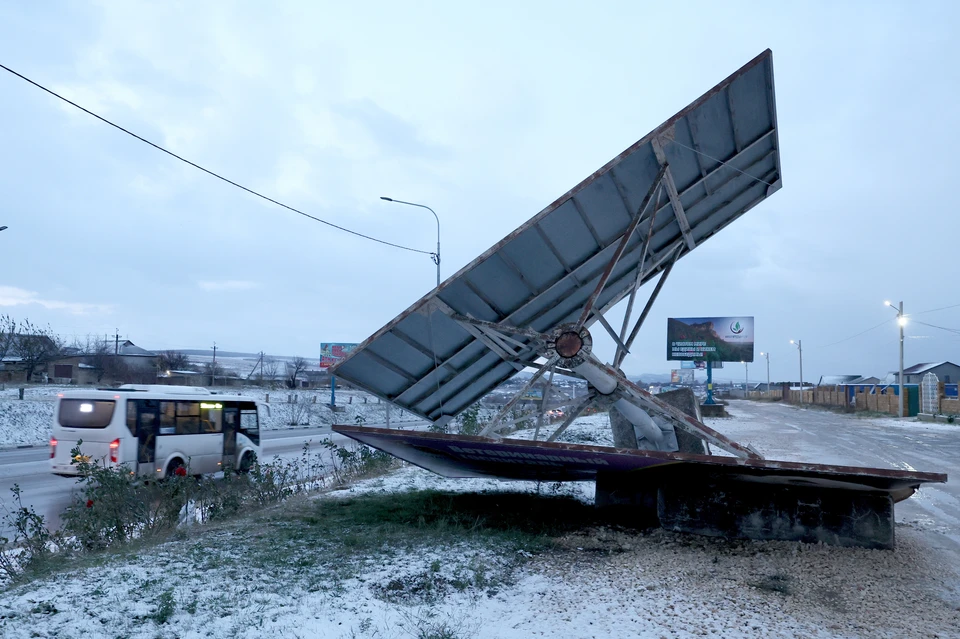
[708, 400, 959, 566]
[0, 426, 359, 539]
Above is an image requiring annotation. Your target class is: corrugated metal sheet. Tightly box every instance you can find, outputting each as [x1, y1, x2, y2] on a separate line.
[331, 50, 782, 423]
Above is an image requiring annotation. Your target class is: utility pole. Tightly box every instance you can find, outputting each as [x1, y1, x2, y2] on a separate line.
[115, 329, 120, 355]
[884, 300, 907, 418]
[899, 300, 905, 418]
[211, 342, 217, 387]
[760, 351, 770, 395]
[790, 340, 803, 404]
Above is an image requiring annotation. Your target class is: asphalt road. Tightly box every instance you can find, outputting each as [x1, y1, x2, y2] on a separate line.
[0, 425, 358, 539]
[713, 400, 959, 564]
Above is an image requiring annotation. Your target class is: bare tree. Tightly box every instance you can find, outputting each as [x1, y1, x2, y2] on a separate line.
[203, 361, 226, 386]
[262, 357, 280, 379]
[15, 319, 63, 382]
[0, 314, 16, 364]
[286, 356, 308, 389]
[79, 335, 113, 382]
[158, 350, 191, 373]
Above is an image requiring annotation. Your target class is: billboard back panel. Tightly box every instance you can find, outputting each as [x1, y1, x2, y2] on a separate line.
[667, 317, 754, 362]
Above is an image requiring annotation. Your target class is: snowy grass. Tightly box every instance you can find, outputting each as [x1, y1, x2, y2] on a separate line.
[1, 464, 958, 638]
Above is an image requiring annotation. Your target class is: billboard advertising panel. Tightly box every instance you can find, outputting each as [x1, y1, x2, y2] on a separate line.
[320, 343, 359, 369]
[667, 317, 754, 362]
[671, 370, 695, 384]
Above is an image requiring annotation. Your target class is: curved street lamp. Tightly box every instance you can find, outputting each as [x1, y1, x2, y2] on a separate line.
[380, 197, 441, 288]
[884, 301, 906, 418]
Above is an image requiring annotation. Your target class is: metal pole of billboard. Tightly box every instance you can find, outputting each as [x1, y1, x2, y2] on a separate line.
[742, 361, 748, 395]
[331, 375, 336, 408]
[705, 361, 715, 404]
[884, 301, 906, 418]
[790, 340, 803, 404]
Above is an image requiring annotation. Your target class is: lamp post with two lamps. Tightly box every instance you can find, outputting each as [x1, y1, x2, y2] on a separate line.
[380, 197, 441, 288]
[789, 339, 803, 404]
[884, 300, 906, 418]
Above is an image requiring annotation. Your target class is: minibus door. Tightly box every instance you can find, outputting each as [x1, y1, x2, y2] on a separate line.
[137, 400, 159, 474]
[222, 405, 238, 469]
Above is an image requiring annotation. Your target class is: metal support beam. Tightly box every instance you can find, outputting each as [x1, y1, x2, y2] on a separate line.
[575, 164, 668, 331]
[450, 313, 550, 343]
[616, 253, 678, 368]
[651, 137, 696, 251]
[617, 183, 663, 366]
[534, 366, 556, 441]
[593, 311, 630, 359]
[546, 394, 596, 442]
[479, 356, 559, 437]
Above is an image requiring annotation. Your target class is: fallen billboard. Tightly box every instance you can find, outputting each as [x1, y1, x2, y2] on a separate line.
[667, 317, 754, 362]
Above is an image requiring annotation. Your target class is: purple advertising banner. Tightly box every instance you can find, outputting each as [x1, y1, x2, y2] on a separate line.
[332, 425, 944, 493]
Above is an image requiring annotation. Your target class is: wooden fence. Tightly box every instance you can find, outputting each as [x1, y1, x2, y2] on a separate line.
[747, 385, 909, 417]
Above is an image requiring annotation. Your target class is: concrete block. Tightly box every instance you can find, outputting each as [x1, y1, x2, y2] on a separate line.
[594, 471, 660, 529]
[700, 403, 728, 418]
[658, 479, 895, 549]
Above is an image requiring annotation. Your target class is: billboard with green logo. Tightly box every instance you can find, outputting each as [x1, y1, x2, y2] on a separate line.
[666, 317, 754, 362]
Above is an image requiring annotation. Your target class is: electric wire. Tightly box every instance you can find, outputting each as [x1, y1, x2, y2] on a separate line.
[808, 317, 894, 349]
[913, 320, 960, 336]
[0, 62, 431, 256]
[911, 302, 960, 316]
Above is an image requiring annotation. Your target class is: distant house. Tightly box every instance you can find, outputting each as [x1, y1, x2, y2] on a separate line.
[849, 376, 880, 385]
[817, 375, 863, 387]
[48, 340, 159, 385]
[0, 333, 61, 383]
[893, 362, 960, 385]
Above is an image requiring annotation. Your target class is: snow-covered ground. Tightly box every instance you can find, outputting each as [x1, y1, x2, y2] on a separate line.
[2, 399, 959, 638]
[1, 463, 958, 638]
[0, 385, 425, 449]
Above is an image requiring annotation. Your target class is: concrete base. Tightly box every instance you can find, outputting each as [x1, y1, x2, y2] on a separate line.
[658, 480, 895, 549]
[700, 402, 728, 418]
[595, 472, 895, 549]
[917, 413, 959, 424]
[594, 472, 660, 529]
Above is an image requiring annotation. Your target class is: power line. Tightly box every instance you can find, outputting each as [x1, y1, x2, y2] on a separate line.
[911, 302, 960, 316]
[809, 317, 893, 349]
[0, 62, 431, 256]
[912, 320, 960, 335]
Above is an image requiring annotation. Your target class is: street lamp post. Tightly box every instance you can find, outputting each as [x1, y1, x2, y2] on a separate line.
[759, 351, 770, 394]
[380, 197, 441, 288]
[885, 301, 906, 418]
[789, 340, 803, 404]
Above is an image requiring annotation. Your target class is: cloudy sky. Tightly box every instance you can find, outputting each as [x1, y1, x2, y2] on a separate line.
[1, 1, 959, 383]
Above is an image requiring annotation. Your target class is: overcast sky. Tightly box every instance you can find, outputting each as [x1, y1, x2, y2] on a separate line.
[2, 1, 959, 383]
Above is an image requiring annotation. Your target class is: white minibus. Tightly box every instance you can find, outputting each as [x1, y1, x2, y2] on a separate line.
[51, 385, 263, 478]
